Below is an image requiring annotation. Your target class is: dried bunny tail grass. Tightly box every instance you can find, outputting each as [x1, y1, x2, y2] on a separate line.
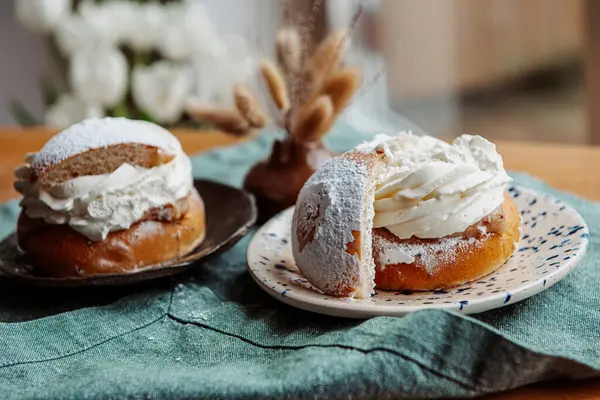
[305, 6, 364, 87]
[257, 76, 285, 130]
[260, 59, 290, 111]
[318, 67, 362, 115]
[305, 29, 348, 85]
[308, 0, 325, 34]
[292, 95, 334, 142]
[185, 99, 250, 136]
[276, 28, 302, 74]
[234, 85, 267, 128]
[276, 27, 303, 110]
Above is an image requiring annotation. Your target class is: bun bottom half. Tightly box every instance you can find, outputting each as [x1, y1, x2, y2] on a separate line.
[373, 195, 521, 291]
[17, 188, 206, 277]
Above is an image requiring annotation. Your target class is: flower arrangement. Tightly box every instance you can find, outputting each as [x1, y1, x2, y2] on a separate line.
[14, 0, 255, 129]
[183, 3, 372, 221]
[185, 3, 365, 142]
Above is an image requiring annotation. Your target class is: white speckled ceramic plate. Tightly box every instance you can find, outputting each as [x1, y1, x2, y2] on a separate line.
[247, 185, 589, 318]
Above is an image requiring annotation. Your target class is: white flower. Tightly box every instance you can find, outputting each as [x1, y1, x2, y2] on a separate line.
[45, 94, 103, 129]
[54, 2, 120, 56]
[159, 2, 223, 61]
[194, 35, 256, 104]
[54, 16, 118, 57]
[55, 15, 96, 56]
[69, 45, 128, 108]
[132, 61, 193, 124]
[118, 3, 165, 51]
[15, 0, 70, 33]
[78, 1, 120, 41]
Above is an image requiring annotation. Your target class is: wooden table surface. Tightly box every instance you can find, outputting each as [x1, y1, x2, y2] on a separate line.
[0, 127, 598, 399]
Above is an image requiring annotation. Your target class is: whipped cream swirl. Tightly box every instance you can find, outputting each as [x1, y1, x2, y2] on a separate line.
[15, 151, 193, 241]
[364, 132, 510, 239]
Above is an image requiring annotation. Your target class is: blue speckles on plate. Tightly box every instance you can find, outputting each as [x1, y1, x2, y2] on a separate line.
[247, 185, 589, 318]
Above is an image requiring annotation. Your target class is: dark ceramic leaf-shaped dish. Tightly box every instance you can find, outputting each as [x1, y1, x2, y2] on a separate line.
[0, 180, 256, 287]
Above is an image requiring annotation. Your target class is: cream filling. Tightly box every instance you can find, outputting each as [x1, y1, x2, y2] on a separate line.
[15, 152, 193, 241]
[365, 132, 510, 244]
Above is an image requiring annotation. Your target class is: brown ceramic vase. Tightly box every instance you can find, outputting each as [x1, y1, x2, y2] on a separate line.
[243, 138, 336, 223]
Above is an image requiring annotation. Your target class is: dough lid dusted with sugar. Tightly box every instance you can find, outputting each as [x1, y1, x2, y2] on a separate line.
[292, 152, 385, 298]
[291, 132, 518, 298]
[32, 118, 182, 176]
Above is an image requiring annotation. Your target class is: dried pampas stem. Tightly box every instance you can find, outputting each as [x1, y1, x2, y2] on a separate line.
[292, 95, 334, 142]
[281, 0, 292, 25]
[346, 5, 365, 35]
[276, 28, 302, 74]
[234, 84, 267, 128]
[260, 59, 290, 111]
[309, 0, 325, 34]
[305, 29, 347, 86]
[186, 102, 250, 135]
[305, 5, 364, 88]
[317, 67, 362, 114]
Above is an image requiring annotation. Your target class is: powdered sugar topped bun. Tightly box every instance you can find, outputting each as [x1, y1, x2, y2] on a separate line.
[16, 117, 194, 241]
[292, 132, 520, 298]
[292, 152, 386, 298]
[32, 117, 182, 177]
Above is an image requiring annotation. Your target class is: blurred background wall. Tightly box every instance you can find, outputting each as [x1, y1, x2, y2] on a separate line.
[0, 0, 588, 143]
[384, 0, 582, 99]
[381, 0, 585, 142]
[324, 0, 585, 142]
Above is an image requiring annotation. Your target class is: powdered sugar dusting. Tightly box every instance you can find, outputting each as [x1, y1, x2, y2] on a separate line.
[374, 234, 484, 275]
[355, 133, 399, 154]
[292, 156, 379, 298]
[289, 276, 320, 291]
[379, 246, 415, 265]
[33, 118, 182, 174]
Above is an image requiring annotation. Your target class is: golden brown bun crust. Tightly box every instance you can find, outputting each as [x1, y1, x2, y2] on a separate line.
[17, 188, 205, 277]
[374, 194, 521, 291]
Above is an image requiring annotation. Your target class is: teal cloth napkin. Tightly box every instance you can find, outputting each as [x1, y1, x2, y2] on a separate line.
[0, 125, 598, 399]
